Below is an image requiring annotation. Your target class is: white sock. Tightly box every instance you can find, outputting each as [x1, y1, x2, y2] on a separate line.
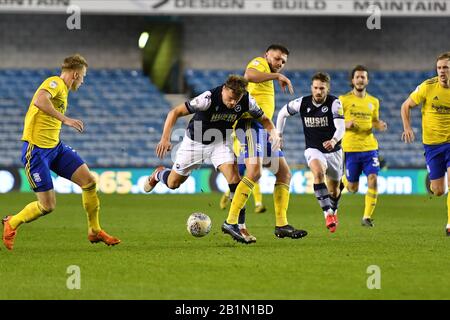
[323, 209, 334, 218]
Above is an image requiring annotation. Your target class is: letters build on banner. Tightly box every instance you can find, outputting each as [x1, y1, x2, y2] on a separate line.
[0, 0, 449, 16]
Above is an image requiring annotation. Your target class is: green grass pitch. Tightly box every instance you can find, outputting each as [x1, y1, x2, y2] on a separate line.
[0, 192, 449, 300]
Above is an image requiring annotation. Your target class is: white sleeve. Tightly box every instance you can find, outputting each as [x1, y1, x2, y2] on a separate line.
[276, 97, 302, 134]
[248, 95, 265, 119]
[331, 98, 345, 141]
[332, 118, 345, 142]
[185, 91, 212, 113]
[286, 97, 302, 115]
[276, 105, 291, 134]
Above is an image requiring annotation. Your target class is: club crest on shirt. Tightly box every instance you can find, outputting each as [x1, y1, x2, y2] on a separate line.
[234, 105, 242, 112]
[321, 106, 328, 113]
[49, 81, 58, 89]
[368, 103, 373, 111]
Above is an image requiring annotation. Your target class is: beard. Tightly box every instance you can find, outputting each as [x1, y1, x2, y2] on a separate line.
[313, 96, 325, 104]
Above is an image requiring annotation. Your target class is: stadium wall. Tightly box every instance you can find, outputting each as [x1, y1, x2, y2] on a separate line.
[0, 14, 145, 68]
[182, 16, 449, 70]
[0, 14, 447, 70]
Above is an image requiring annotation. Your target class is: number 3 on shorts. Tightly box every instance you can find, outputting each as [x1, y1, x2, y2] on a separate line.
[372, 157, 380, 167]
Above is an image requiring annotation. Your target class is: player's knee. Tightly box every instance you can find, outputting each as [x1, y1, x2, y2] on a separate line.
[313, 171, 325, 183]
[275, 168, 291, 183]
[39, 201, 55, 214]
[228, 174, 240, 185]
[167, 179, 182, 189]
[85, 174, 97, 186]
[284, 169, 292, 182]
[433, 188, 445, 197]
[367, 175, 378, 189]
[347, 183, 358, 193]
[246, 171, 261, 182]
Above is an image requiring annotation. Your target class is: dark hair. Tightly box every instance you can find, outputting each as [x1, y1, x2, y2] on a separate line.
[351, 65, 369, 79]
[225, 74, 248, 96]
[437, 52, 450, 62]
[266, 44, 290, 56]
[311, 72, 331, 84]
[62, 54, 88, 71]
[350, 65, 369, 88]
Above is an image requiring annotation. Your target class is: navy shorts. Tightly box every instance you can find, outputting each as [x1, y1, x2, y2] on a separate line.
[424, 143, 450, 180]
[22, 141, 85, 192]
[345, 150, 380, 183]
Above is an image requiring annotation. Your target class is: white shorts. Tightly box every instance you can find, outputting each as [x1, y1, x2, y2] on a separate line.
[304, 148, 343, 181]
[172, 135, 235, 176]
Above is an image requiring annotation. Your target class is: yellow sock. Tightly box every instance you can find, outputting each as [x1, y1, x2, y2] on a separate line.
[82, 182, 101, 233]
[274, 183, 289, 227]
[447, 193, 450, 225]
[253, 182, 263, 206]
[9, 201, 47, 230]
[363, 188, 378, 219]
[226, 177, 254, 224]
[342, 175, 349, 189]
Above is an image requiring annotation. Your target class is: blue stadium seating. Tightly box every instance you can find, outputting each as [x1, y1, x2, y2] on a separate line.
[184, 69, 431, 168]
[0, 69, 176, 168]
[0, 68, 431, 168]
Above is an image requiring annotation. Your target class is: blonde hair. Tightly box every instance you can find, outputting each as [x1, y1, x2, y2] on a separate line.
[62, 54, 88, 71]
[437, 52, 450, 62]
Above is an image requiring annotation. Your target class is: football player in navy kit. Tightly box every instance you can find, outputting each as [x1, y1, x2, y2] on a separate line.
[277, 72, 345, 233]
[144, 75, 306, 243]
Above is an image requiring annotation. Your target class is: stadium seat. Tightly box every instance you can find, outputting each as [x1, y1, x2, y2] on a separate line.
[0, 69, 176, 168]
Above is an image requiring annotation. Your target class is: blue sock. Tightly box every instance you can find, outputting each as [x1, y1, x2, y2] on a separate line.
[158, 169, 171, 186]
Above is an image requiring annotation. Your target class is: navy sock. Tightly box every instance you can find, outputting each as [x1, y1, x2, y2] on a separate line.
[313, 183, 332, 213]
[158, 169, 171, 186]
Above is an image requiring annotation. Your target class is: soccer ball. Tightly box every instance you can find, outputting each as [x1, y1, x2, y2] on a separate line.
[186, 212, 211, 237]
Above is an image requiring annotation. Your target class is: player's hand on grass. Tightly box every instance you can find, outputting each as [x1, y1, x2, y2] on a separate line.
[156, 139, 172, 159]
[63, 117, 84, 133]
[401, 127, 415, 143]
[323, 138, 337, 151]
[277, 74, 294, 95]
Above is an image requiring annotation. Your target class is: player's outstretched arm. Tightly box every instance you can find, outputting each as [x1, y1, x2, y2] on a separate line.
[156, 103, 189, 159]
[34, 90, 83, 132]
[275, 103, 297, 149]
[245, 68, 294, 94]
[400, 97, 418, 143]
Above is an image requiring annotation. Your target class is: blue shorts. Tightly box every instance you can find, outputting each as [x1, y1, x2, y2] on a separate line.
[235, 119, 283, 166]
[424, 143, 450, 180]
[22, 141, 85, 192]
[345, 150, 380, 183]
